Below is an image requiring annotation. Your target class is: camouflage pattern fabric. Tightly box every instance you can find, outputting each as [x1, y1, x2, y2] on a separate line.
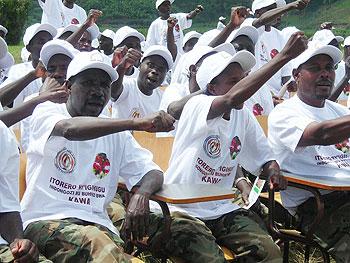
[296, 191, 350, 263]
[0, 245, 52, 263]
[147, 209, 282, 263]
[24, 218, 131, 263]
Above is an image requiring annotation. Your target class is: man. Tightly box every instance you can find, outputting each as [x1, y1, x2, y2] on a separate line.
[55, 24, 79, 40]
[38, 0, 87, 28]
[153, 32, 307, 262]
[145, 0, 203, 59]
[0, 37, 14, 86]
[111, 45, 173, 119]
[0, 23, 56, 107]
[182, 31, 202, 53]
[98, 29, 115, 57]
[21, 51, 175, 262]
[268, 43, 350, 262]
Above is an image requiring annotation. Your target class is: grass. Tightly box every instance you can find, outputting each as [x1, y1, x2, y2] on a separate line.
[8, 45, 23, 64]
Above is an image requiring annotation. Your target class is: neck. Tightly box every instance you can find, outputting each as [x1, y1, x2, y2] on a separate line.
[297, 92, 326, 108]
[31, 58, 39, 69]
[160, 14, 170, 20]
[66, 102, 77, 117]
[137, 79, 153, 96]
[63, 1, 74, 8]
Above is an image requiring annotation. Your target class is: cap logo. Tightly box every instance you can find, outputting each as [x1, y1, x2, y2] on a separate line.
[90, 53, 104, 62]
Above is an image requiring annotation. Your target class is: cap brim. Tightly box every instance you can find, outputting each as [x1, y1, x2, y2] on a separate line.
[72, 62, 118, 82]
[113, 31, 145, 47]
[0, 52, 14, 69]
[229, 50, 256, 72]
[227, 26, 259, 45]
[336, 36, 344, 43]
[34, 24, 57, 41]
[41, 45, 77, 68]
[142, 49, 173, 70]
[213, 43, 236, 56]
[87, 24, 100, 40]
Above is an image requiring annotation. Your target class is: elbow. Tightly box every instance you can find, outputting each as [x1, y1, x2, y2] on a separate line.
[314, 126, 337, 146]
[55, 121, 78, 141]
[167, 103, 181, 120]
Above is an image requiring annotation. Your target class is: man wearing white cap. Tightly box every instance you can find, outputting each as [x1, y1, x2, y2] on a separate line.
[98, 29, 115, 57]
[38, 0, 87, 29]
[268, 43, 350, 262]
[182, 31, 202, 53]
[0, 23, 56, 108]
[145, 0, 203, 58]
[21, 50, 175, 262]
[0, 25, 8, 39]
[153, 32, 307, 262]
[0, 37, 14, 86]
[111, 45, 173, 120]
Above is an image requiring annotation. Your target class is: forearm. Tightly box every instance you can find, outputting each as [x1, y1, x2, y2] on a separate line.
[209, 22, 236, 48]
[261, 160, 279, 179]
[0, 71, 37, 107]
[53, 117, 143, 141]
[111, 68, 125, 100]
[66, 23, 90, 47]
[168, 90, 203, 119]
[167, 28, 177, 61]
[0, 95, 45, 127]
[253, 4, 294, 28]
[328, 76, 349, 102]
[0, 212, 23, 243]
[187, 9, 199, 20]
[134, 170, 163, 196]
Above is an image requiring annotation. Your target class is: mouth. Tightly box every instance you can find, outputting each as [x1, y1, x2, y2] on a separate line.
[146, 76, 159, 85]
[87, 100, 104, 108]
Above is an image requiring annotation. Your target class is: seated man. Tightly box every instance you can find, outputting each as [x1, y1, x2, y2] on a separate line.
[149, 32, 307, 262]
[268, 43, 350, 262]
[111, 45, 173, 119]
[21, 51, 175, 262]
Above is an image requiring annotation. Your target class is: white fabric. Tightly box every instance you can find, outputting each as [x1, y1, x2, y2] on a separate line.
[268, 95, 350, 211]
[145, 13, 192, 56]
[0, 62, 42, 107]
[112, 78, 163, 119]
[0, 121, 20, 245]
[334, 61, 350, 101]
[163, 95, 274, 220]
[21, 101, 159, 234]
[244, 82, 274, 116]
[38, 0, 87, 29]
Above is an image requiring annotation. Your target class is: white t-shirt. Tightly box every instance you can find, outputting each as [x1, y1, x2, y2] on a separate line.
[163, 95, 274, 220]
[38, 0, 87, 28]
[145, 13, 192, 56]
[333, 60, 350, 101]
[0, 121, 20, 245]
[268, 95, 350, 211]
[111, 78, 163, 119]
[0, 62, 42, 107]
[21, 101, 159, 234]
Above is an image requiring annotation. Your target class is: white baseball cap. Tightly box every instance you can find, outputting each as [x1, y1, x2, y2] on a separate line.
[67, 50, 118, 81]
[0, 25, 8, 36]
[344, 36, 350, 47]
[183, 31, 202, 47]
[226, 26, 259, 45]
[312, 29, 344, 46]
[0, 37, 14, 69]
[40, 39, 79, 69]
[0, 37, 8, 59]
[195, 29, 221, 47]
[196, 50, 256, 91]
[87, 24, 100, 40]
[55, 24, 79, 39]
[292, 42, 342, 70]
[113, 26, 145, 47]
[156, 0, 174, 9]
[23, 23, 57, 46]
[252, 0, 276, 14]
[142, 45, 173, 70]
[100, 29, 115, 41]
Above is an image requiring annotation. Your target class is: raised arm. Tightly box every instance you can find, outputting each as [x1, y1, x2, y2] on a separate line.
[186, 5, 204, 20]
[52, 110, 175, 141]
[252, 0, 310, 28]
[166, 17, 178, 61]
[208, 32, 308, 120]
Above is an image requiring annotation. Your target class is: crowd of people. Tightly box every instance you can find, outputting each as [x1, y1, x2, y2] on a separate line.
[0, 0, 350, 262]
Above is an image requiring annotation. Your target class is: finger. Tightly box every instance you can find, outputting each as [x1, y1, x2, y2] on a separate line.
[123, 216, 132, 241]
[131, 214, 139, 241]
[137, 214, 146, 240]
[15, 244, 38, 263]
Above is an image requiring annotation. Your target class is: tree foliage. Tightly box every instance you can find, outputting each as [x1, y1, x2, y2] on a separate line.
[0, 0, 30, 44]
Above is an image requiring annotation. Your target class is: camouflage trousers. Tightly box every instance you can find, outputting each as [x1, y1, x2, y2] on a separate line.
[24, 218, 130, 263]
[296, 191, 350, 263]
[147, 209, 282, 263]
[0, 244, 52, 263]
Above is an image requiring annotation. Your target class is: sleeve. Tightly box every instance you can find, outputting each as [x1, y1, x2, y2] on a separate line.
[268, 104, 314, 153]
[28, 102, 70, 155]
[0, 122, 20, 212]
[176, 13, 192, 30]
[238, 109, 275, 175]
[178, 95, 217, 137]
[118, 132, 161, 190]
[39, 0, 63, 28]
[158, 84, 182, 111]
[145, 22, 158, 49]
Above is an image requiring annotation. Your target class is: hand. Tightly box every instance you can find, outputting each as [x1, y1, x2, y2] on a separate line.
[280, 31, 308, 60]
[122, 193, 150, 241]
[118, 48, 142, 73]
[320, 21, 333, 30]
[85, 9, 102, 27]
[262, 161, 288, 191]
[112, 46, 128, 68]
[272, 95, 284, 106]
[167, 17, 178, 28]
[40, 78, 69, 104]
[236, 178, 251, 206]
[195, 5, 204, 13]
[34, 61, 46, 78]
[292, 0, 310, 11]
[230, 6, 249, 28]
[10, 238, 39, 263]
[134, 111, 175, 133]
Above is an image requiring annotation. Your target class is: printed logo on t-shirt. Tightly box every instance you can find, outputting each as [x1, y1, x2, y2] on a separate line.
[54, 148, 76, 174]
[93, 153, 110, 179]
[203, 135, 221, 159]
[230, 136, 242, 160]
[129, 108, 143, 119]
[259, 41, 269, 63]
[90, 52, 104, 62]
[335, 139, 350, 153]
[270, 49, 279, 59]
[343, 84, 350, 96]
[71, 18, 79, 25]
[175, 24, 180, 32]
[253, 103, 264, 116]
